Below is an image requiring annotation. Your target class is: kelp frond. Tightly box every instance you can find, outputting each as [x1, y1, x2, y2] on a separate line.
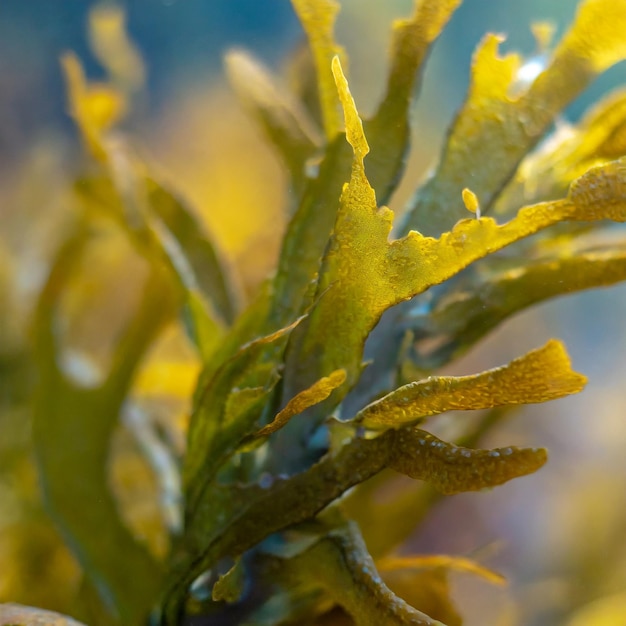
[22, 0, 626, 625]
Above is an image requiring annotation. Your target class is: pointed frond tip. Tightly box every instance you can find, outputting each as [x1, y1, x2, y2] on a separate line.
[401, 0, 626, 236]
[354, 340, 586, 430]
[377, 554, 506, 587]
[254, 369, 346, 439]
[331, 56, 369, 160]
[61, 52, 125, 160]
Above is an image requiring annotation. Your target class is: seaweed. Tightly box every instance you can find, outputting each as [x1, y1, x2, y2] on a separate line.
[8, 0, 626, 624]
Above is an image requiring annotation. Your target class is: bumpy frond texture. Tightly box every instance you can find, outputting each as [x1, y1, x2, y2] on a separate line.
[401, 0, 626, 236]
[354, 340, 586, 430]
[23, 0, 626, 625]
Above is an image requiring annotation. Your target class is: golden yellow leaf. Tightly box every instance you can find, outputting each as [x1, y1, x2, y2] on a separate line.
[255, 369, 346, 438]
[402, 0, 626, 236]
[378, 554, 506, 587]
[355, 340, 586, 430]
[381, 566, 462, 626]
[290, 56, 626, 400]
[61, 53, 125, 160]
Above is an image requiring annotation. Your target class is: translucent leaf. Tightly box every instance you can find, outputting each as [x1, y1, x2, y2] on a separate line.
[224, 49, 321, 199]
[291, 0, 344, 140]
[254, 369, 346, 439]
[401, 0, 626, 236]
[355, 340, 586, 430]
[378, 554, 506, 586]
[32, 236, 168, 625]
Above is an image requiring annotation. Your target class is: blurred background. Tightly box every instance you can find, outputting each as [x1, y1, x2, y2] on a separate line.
[1, 1, 626, 625]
